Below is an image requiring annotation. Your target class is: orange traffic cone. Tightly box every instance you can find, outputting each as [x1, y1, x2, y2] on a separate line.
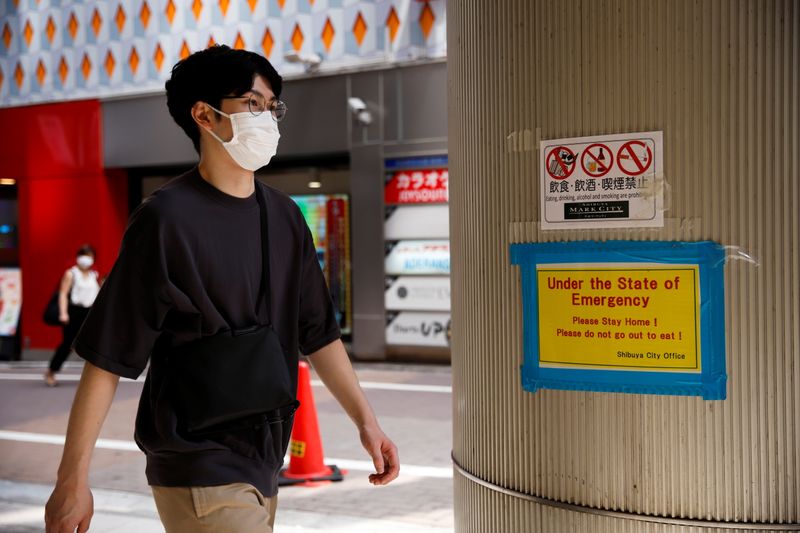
[278, 361, 344, 486]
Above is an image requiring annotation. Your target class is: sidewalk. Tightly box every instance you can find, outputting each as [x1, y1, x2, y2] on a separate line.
[0, 479, 453, 532]
[0, 360, 455, 532]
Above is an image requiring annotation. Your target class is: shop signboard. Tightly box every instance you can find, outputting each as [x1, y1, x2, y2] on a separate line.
[385, 168, 449, 205]
[383, 156, 451, 353]
[384, 205, 449, 240]
[385, 276, 451, 312]
[385, 240, 450, 276]
[386, 311, 451, 347]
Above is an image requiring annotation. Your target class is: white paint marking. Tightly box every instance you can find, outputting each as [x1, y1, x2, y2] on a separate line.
[0, 374, 452, 393]
[330, 458, 452, 479]
[311, 379, 451, 394]
[0, 373, 141, 382]
[0, 506, 44, 526]
[0, 430, 140, 451]
[0, 431, 453, 479]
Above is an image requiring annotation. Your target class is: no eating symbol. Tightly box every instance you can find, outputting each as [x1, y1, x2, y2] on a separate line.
[581, 143, 613, 178]
[545, 146, 576, 180]
[617, 140, 653, 176]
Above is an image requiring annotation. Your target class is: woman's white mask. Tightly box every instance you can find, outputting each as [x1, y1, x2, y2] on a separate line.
[205, 104, 280, 171]
[76, 255, 94, 269]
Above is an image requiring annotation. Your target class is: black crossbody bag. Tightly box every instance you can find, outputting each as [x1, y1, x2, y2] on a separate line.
[168, 187, 298, 435]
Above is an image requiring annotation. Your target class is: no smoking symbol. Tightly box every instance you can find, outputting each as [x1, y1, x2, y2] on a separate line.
[617, 140, 653, 176]
[581, 143, 613, 178]
[545, 146, 576, 180]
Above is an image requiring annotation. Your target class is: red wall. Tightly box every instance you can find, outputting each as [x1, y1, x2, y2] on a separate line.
[0, 100, 128, 350]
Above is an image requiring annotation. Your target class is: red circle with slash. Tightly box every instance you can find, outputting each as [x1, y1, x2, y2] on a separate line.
[545, 146, 576, 180]
[580, 143, 614, 178]
[617, 140, 653, 176]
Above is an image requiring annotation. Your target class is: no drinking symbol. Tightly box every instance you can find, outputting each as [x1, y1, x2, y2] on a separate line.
[546, 146, 576, 180]
[580, 143, 613, 178]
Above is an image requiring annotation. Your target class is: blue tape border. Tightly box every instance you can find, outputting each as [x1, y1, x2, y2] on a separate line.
[509, 240, 727, 400]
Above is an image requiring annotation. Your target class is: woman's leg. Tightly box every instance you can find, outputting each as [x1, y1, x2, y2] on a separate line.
[47, 326, 74, 373]
[46, 307, 89, 383]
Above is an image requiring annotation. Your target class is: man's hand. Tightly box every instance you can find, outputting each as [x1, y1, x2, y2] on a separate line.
[307, 340, 401, 486]
[45, 482, 93, 533]
[44, 362, 119, 531]
[360, 423, 400, 485]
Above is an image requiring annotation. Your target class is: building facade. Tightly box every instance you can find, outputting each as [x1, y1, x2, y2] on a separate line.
[0, 0, 449, 361]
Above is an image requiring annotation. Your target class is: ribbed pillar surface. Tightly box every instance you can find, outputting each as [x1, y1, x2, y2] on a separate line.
[448, 1, 799, 531]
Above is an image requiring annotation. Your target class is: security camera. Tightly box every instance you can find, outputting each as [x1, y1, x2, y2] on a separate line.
[348, 97, 372, 126]
[356, 110, 372, 125]
[347, 97, 367, 112]
[283, 51, 322, 71]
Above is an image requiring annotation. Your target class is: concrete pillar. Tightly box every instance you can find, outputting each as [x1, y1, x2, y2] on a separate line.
[448, 1, 799, 531]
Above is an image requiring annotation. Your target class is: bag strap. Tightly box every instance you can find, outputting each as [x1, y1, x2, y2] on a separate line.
[67, 267, 77, 299]
[254, 184, 271, 323]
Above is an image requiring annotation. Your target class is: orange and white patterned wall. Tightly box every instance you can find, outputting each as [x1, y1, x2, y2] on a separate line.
[0, 0, 446, 107]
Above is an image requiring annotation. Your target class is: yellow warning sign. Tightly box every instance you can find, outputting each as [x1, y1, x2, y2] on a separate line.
[289, 440, 306, 458]
[536, 264, 701, 371]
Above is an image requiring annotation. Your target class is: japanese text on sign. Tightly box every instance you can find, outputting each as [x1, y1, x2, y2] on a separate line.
[536, 265, 700, 371]
[385, 169, 449, 205]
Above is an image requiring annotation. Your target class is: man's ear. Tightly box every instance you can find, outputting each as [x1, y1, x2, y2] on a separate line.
[191, 101, 215, 131]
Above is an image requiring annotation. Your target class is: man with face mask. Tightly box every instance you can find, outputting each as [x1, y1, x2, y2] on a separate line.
[45, 46, 399, 533]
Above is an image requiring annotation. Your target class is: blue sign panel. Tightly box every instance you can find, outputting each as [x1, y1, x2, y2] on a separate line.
[384, 156, 449, 170]
[510, 240, 727, 400]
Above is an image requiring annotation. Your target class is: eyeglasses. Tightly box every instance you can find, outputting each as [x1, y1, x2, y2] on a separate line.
[220, 93, 288, 122]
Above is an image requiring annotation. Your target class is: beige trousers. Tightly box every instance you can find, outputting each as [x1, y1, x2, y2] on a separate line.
[151, 483, 277, 533]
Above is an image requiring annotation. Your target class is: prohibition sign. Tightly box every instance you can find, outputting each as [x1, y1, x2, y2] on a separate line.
[617, 140, 653, 176]
[580, 143, 614, 178]
[545, 146, 576, 180]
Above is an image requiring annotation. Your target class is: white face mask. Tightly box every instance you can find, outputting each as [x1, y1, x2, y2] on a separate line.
[205, 104, 280, 171]
[77, 255, 94, 269]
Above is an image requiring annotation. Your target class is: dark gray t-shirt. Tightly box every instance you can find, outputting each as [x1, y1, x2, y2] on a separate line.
[74, 167, 341, 496]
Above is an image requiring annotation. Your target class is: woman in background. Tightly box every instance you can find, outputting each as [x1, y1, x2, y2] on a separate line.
[44, 244, 100, 387]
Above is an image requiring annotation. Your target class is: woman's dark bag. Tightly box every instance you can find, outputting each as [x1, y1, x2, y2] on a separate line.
[43, 276, 73, 326]
[168, 188, 298, 435]
[43, 290, 61, 326]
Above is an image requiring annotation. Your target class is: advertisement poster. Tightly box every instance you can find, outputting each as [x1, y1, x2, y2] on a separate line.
[292, 195, 351, 335]
[0, 268, 21, 336]
[510, 241, 726, 399]
[540, 131, 664, 230]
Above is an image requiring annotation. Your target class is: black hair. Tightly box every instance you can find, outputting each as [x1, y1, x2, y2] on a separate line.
[165, 45, 283, 152]
[77, 244, 96, 257]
